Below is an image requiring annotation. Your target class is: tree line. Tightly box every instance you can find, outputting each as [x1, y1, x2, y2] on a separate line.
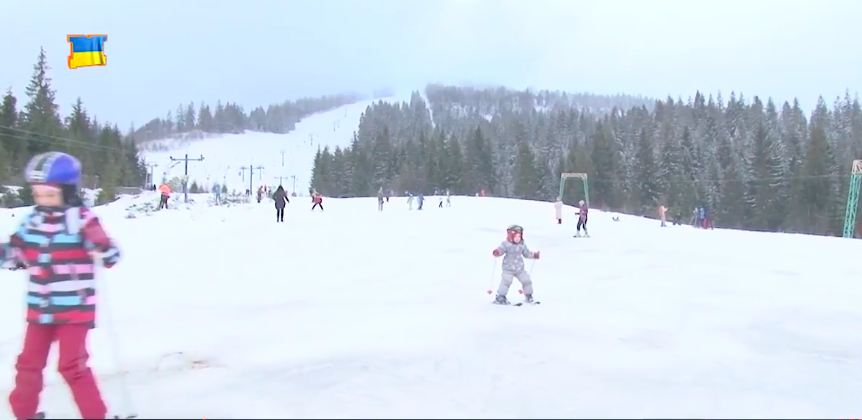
[132, 94, 363, 146]
[309, 86, 862, 237]
[0, 48, 146, 206]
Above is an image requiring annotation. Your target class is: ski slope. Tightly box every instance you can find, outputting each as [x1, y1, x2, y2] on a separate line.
[141, 96, 407, 196]
[1, 197, 861, 418]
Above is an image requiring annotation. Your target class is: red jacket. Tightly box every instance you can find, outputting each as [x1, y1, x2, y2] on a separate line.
[312, 195, 323, 204]
[578, 203, 589, 219]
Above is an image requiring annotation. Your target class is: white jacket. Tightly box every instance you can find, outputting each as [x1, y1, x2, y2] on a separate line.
[553, 200, 563, 219]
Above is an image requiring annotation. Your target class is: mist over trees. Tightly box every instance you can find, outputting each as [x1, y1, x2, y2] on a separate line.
[131, 94, 363, 146]
[310, 85, 862, 237]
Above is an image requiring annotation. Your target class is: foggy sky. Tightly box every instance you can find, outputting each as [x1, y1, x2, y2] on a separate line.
[2, 0, 859, 128]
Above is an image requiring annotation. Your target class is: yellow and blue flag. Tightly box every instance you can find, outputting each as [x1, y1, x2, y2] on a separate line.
[67, 34, 107, 69]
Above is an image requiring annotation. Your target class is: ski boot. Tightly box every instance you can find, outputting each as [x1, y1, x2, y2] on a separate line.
[574, 232, 581, 237]
[524, 294, 534, 304]
[494, 294, 510, 305]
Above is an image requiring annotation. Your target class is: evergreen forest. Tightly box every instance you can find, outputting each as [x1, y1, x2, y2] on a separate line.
[0, 49, 360, 206]
[309, 85, 862, 237]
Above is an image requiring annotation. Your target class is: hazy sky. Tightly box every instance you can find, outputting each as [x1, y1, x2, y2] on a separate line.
[2, 0, 859, 128]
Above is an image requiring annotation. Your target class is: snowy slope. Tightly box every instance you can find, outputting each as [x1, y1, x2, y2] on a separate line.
[1, 197, 861, 418]
[141, 96, 408, 196]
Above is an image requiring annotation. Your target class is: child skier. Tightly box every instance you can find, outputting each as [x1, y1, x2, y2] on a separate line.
[575, 200, 589, 237]
[553, 197, 563, 224]
[491, 225, 540, 305]
[1, 152, 121, 420]
[311, 192, 324, 211]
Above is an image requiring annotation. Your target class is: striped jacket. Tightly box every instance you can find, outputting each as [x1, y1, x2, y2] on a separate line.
[0, 206, 120, 328]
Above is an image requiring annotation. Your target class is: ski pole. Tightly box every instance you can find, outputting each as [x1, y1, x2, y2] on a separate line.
[485, 258, 497, 295]
[96, 260, 138, 419]
[519, 259, 537, 295]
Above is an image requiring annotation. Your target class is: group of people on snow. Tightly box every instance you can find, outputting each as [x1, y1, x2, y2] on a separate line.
[269, 187, 324, 222]
[404, 190, 451, 211]
[553, 197, 589, 237]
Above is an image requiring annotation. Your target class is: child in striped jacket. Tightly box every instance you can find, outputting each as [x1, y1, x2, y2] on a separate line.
[1, 152, 121, 420]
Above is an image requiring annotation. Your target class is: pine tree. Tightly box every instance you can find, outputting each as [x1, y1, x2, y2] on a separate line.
[21, 47, 63, 156]
[634, 128, 659, 212]
[0, 88, 22, 171]
[513, 140, 538, 199]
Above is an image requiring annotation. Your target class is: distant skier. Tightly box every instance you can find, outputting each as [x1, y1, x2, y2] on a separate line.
[446, 189, 451, 207]
[385, 189, 391, 203]
[658, 204, 668, 227]
[691, 207, 700, 227]
[491, 225, 540, 305]
[701, 207, 713, 229]
[575, 200, 589, 237]
[311, 191, 324, 211]
[698, 207, 706, 228]
[158, 184, 171, 209]
[377, 188, 384, 211]
[273, 185, 289, 222]
[212, 183, 222, 205]
[672, 208, 683, 226]
[553, 197, 563, 224]
[2, 151, 122, 420]
[407, 193, 414, 210]
[438, 196, 443, 208]
[417, 194, 425, 210]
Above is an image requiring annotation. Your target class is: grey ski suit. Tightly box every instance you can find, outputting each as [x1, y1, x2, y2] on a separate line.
[493, 240, 537, 296]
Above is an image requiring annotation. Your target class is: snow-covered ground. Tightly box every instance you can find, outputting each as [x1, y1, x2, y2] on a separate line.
[141, 96, 409, 196]
[0, 196, 861, 418]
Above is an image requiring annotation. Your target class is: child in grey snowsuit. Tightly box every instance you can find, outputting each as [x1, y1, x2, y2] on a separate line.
[491, 225, 540, 304]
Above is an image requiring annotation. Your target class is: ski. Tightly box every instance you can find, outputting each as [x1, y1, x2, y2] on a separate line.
[491, 301, 540, 306]
[30, 413, 137, 419]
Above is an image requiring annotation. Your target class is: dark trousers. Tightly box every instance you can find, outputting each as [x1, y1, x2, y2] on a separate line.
[312, 202, 323, 211]
[577, 216, 588, 232]
[158, 194, 169, 209]
[10, 323, 106, 419]
[276, 207, 285, 222]
[557, 218, 562, 224]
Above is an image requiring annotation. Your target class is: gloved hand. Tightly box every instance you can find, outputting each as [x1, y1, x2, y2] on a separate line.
[8, 262, 26, 271]
[492, 249, 501, 257]
[532, 252, 540, 259]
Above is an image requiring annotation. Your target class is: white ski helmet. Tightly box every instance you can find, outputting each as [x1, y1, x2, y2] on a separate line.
[579, 200, 585, 206]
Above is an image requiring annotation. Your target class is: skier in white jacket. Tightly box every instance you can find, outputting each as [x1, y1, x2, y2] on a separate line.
[553, 197, 563, 224]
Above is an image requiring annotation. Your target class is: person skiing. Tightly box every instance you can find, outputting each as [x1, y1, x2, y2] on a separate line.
[417, 194, 425, 210]
[158, 183, 171, 209]
[377, 188, 384, 211]
[445, 190, 451, 207]
[311, 191, 324, 211]
[698, 207, 706, 228]
[491, 225, 540, 305]
[553, 196, 563, 224]
[1, 152, 122, 420]
[273, 185, 289, 222]
[212, 183, 222, 205]
[438, 196, 444, 208]
[658, 204, 668, 227]
[701, 207, 713, 229]
[575, 200, 589, 237]
[406, 193, 414, 210]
